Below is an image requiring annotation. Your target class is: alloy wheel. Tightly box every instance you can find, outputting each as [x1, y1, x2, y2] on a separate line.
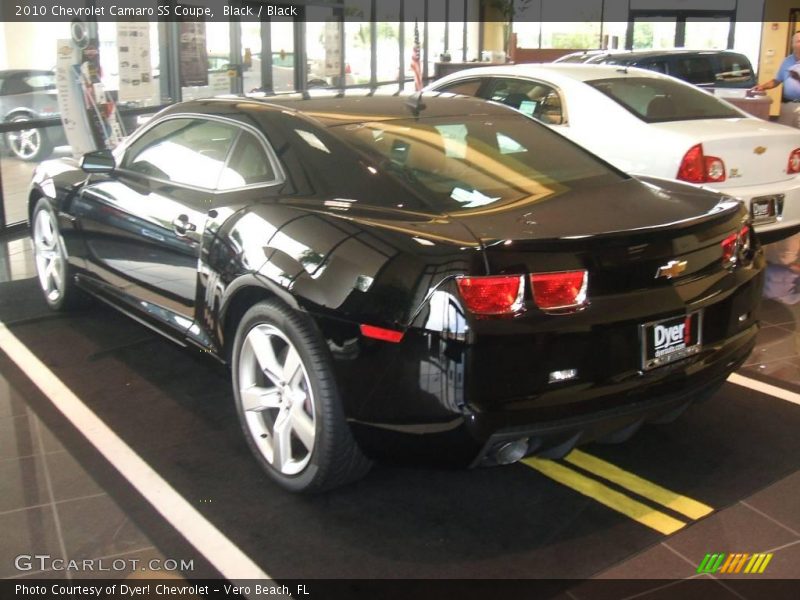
[7, 119, 42, 160]
[237, 324, 316, 475]
[33, 208, 66, 304]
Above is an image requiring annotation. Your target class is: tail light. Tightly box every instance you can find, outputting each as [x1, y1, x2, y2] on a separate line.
[677, 144, 726, 183]
[788, 148, 800, 174]
[721, 224, 752, 267]
[456, 275, 524, 315]
[531, 270, 589, 312]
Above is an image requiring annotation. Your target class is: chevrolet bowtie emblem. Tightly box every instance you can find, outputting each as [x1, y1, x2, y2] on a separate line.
[656, 260, 688, 279]
[754, 146, 767, 155]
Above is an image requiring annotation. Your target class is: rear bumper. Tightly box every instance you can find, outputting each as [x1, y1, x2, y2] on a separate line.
[468, 322, 755, 466]
[717, 176, 800, 242]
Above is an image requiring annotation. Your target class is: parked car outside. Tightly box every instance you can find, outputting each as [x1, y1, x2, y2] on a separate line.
[29, 92, 764, 492]
[427, 63, 800, 243]
[1, 69, 68, 161]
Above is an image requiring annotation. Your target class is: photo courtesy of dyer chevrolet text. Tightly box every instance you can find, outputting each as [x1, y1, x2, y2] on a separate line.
[15, 583, 303, 597]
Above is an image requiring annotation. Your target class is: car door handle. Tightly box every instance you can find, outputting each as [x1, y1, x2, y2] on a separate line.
[172, 214, 197, 235]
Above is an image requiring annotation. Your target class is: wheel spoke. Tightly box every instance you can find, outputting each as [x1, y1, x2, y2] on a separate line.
[271, 409, 293, 471]
[241, 385, 281, 412]
[49, 258, 63, 290]
[290, 402, 315, 451]
[282, 345, 302, 386]
[246, 327, 283, 384]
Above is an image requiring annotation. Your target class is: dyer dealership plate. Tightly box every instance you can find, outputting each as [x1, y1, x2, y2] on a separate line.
[640, 312, 703, 371]
[750, 194, 781, 224]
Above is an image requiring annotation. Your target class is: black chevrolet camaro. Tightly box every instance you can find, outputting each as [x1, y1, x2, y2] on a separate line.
[29, 92, 764, 492]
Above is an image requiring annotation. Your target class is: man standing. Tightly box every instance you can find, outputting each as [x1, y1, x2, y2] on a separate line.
[753, 31, 800, 128]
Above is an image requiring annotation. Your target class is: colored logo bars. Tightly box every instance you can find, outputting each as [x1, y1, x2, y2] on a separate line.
[696, 552, 773, 574]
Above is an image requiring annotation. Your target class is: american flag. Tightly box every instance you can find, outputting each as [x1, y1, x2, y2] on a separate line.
[410, 20, 422, 91]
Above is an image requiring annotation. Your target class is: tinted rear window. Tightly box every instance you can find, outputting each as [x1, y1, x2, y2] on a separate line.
[715, 54, 755, 88]
[332, 115, 623, 213]
[587, 76, 741, 123]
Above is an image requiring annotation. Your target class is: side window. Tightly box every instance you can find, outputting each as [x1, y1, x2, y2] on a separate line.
[24, 74, 55, 91]
[637, 60, 667, 74]
[671, 58, 715, 85]
[715, 54, 755, 87]
[2, 74, 32, 95]
[218, 130, 278, 189]
[438, 79, 483, 97]
[485, 78, 564, 125]
[121, 118, 238, 188]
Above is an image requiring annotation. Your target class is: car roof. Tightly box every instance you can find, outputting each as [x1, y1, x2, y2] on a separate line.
[167, 90, 519, 127]
[564, 49, 749, 61]
[432, 62, 667, 85]
[0, 69, 54, 77]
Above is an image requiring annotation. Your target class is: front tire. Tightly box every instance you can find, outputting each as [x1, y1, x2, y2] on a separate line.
[231, 299, 371, 493]
[31, 198, 84, 311]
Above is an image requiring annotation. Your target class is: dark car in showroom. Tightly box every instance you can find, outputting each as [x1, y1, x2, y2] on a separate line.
[555, 49, 757, 93]
[28, 92, 764, 492]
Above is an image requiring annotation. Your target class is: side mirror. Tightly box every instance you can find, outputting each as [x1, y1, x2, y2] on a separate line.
[80, 149, 115, 173]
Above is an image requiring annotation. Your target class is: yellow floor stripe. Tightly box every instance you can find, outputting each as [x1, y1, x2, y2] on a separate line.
[522, 457, 687, 535]
[564, 449, 714, 520]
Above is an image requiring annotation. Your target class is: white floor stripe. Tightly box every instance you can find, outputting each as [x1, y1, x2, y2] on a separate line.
[727, 373, 800, 406]
[0, 322, 272, 582]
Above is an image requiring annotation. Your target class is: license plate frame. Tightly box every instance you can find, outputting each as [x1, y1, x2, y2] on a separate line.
[750, 195, 781, 224]
[640, 311, 703, 371]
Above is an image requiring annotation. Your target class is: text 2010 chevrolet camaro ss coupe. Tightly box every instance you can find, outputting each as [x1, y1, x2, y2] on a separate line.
[29, 92, 764, 492]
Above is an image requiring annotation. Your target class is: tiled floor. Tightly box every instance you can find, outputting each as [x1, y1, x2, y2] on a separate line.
[0, 230, 799, 588]
[0, 377, 168, 580]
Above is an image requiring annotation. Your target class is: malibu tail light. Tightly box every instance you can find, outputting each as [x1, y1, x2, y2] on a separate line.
[456, 275, 524, 316]
[788, 148, 800, 174]
[530, 270, 589, 313]
[721, 224, 752, 268]
[677, 144, 726, 184]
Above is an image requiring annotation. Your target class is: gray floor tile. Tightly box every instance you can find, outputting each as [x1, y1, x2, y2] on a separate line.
[757, 298, 800, 327]
[0, 378, 29, 419]
[742, 471, 800, 536]
[46, 451, 105, 502]
[0, 454, 49, 512]
[0, 413, 39, 460]
[594, 543, 695, 579]
[0, 506, 63, 579]
[664, 504, 797, 571]
[743, 326, 800, 367]
[58, 494, 154, 560]
[36, 419, 67, 454]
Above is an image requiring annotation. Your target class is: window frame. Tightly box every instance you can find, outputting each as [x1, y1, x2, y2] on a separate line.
[114, 112, 286, 193]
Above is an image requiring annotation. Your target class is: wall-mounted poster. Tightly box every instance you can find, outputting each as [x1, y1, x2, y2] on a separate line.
[179, 21, 209, 87]
[117, 22, 157, 104]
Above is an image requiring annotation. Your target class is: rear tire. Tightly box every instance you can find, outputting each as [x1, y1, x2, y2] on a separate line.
[31, 198, 86, 311]
[231, 299, 371, 493]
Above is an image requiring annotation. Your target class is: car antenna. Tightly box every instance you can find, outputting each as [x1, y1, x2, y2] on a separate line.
[406, 91, 426, 115]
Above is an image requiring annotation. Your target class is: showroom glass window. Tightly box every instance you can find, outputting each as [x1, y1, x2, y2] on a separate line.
[121, 118, 238, 188]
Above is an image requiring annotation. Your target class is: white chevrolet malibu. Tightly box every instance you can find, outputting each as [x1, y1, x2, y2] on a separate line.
[426, 63, 800, 242]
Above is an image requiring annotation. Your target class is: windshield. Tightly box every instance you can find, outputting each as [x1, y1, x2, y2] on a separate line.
[587, 76, 742, 123]
[331, 115, 623, 214]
